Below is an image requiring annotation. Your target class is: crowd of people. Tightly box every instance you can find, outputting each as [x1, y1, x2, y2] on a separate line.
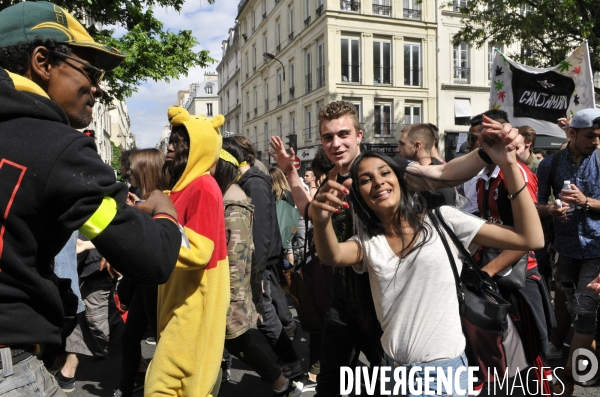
[2, 2, 600, 397]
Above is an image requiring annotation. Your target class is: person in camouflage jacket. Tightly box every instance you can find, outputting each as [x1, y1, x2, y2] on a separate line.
[212, 139, 304, 396]
[224, 183, 259, 337]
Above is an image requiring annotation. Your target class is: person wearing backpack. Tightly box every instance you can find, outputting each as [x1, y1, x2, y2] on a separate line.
[537, 108, 600, 395]
[230, 136, 303, 380]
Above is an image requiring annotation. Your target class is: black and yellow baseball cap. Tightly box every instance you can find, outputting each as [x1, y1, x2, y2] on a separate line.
[0, 1, 126, 71]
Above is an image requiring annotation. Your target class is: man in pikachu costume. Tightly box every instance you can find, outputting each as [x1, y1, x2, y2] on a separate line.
[145, 107, 230, 396]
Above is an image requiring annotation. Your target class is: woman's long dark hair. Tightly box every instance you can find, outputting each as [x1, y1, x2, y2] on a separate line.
[213, 137, 245, 196]
[348, 151, 433, 256]
[163, 126, 190, 190]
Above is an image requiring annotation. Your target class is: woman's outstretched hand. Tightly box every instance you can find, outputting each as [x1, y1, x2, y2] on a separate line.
[311, 162, 352, 223]
[479, 115, 520, 167]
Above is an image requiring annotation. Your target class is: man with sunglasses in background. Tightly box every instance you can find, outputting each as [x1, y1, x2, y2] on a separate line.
[0, 3, 181, 396]
[536, 108, 600, 395]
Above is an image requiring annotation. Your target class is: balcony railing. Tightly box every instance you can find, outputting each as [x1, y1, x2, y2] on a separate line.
[317, 66, 325, 88]
[316, 4, 323, 17]
[262, 12, 267, 19]
[403, 8, 421, 19]
[303, 126, 314, 141]
[341, 64, 360, 83]
[276, 44, 281, 53]
[374, 66, 392, 84]
[372, 4, 391, 16]
[277, 94, 282, 105]
[404, 68, 422, 86]
[289, 32, 294, 41]
[289, 86, 295, 99]
[254, 108, 258, 116]
[340, 0, 360, 12]
[304, 16, 311, 27]
[305, 73, 313, 93]
[374, 122, 396, 136]
[453, 67, 470, 84]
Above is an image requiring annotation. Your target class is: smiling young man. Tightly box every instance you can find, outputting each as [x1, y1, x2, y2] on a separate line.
[0, 3, 181, 396]
[537, 108, 600, 395]
[270, 100, 523, 395]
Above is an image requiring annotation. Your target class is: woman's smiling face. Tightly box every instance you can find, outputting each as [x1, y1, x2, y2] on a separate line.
[356, 157, 401, 217]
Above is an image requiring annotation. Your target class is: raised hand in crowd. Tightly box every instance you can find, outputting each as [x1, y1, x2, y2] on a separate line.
[133, 190, 177, 219]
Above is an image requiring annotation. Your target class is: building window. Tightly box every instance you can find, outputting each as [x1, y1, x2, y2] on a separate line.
[317, 43, 325, 88]
[265, 83, 269, 112]
[488, 43, 503, 79]
[252, 10, 256, 32]
[403, 0, 421, 19]
[404, 42, 421, 86]
[264, 122, 269, 151]
[305, 51, 312, 93]
[316, 0, 324, 17]
[263, 36, 268, 62]
[453, 42, 470, 84]
[374, 40, 391, 84]
[453, 0, 467, 12]
[206, 103, 213, 116]
[205, 84, 213, 95]
[289, 7, 294, 40]
[305, 109, 313, 141]
[277, 72, 283, 105]
[404, 103, 421, 125]
[262, 0, 267, 18]
[340, 0, 360, 12]
[253, 46, 257, 71]
[254, 90, 258, 116]
[341, 38, 360, 83]
[245, 54, 249, 78]
[372, 0, 391, 16]
[304, 0, 311, 26]
[253, 126, 258, 149]
[278, 118, 283, 137]
[374, 104, 392, 136]
[277, 23, 281, 52]
[290, 114, 296, 136]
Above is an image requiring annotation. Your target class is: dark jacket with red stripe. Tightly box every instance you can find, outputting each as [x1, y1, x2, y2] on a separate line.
[0, 67, 181, 347]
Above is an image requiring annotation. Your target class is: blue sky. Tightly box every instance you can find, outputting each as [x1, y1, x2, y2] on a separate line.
[127, 0, 238, 148]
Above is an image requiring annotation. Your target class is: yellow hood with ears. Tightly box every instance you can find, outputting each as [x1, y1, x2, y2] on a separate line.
[167, 106, 224, 192]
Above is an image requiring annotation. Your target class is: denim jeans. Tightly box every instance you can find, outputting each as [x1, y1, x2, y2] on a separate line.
[384, 352, 469, 397]
[0, 348, 66, 396]
[53, 231, 84, 314]
[556, 255, 600, 335]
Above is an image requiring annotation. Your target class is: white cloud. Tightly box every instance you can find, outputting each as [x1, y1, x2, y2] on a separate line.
[127, 0, 238, 148]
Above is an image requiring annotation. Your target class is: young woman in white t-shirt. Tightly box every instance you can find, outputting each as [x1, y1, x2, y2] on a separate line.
[311, 117, 544, 396]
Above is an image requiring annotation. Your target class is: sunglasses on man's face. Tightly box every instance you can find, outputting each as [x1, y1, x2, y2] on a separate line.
[54, 52, 105, 85]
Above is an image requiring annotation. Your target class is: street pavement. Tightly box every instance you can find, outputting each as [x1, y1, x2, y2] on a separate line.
[68, 304, 598, 397]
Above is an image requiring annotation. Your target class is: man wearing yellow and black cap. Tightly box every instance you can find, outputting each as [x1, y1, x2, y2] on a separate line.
[0, 3, 181, 396]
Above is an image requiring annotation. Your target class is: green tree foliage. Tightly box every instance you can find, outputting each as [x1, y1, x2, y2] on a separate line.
[111, 141, 123, 179]
[450, 0, 600, 70]
[0, 0, 215, 100]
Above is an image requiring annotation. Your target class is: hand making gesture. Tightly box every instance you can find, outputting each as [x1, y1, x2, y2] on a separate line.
[311, 162, 351, 223]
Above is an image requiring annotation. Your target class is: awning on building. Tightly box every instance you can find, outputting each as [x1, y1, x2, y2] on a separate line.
[454, 98, 472, 118]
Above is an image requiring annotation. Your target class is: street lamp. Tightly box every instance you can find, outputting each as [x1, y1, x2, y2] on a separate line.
[263, 52, 285, 81]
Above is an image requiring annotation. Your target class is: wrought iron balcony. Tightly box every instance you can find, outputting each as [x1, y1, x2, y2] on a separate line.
[304, 16, 311, 27]
[277, 94, 282, 105]
[276, 44, 281, 53]
[340, 0, 360, 12]
[316, 66, 325, 88]
[289, 32, 294, 41]
[289, 86, 295, 99]
[316, 4, 323, 17]
[374, 122, 396, 136]
[374, 66, 392, 84]
[372, 4, 391, 16]
[341, 63, 360, 83]
[453, 67, 470, 84]
[403, 8, 421, 19]
[254, 108, 258, 116]
[262, 12, 267, 19]
[305, 73, 313, 93]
